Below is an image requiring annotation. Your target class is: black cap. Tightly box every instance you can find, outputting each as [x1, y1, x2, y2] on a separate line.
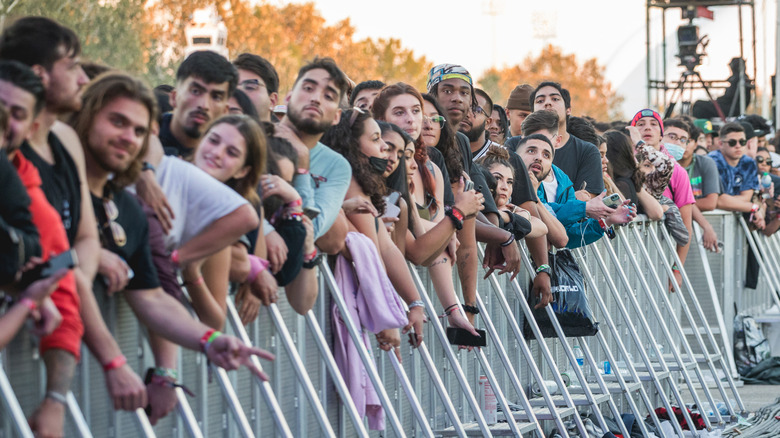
[740, 121, 756, 140]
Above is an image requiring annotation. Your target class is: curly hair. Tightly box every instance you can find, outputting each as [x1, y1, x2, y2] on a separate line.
[320, 108, 387, 214]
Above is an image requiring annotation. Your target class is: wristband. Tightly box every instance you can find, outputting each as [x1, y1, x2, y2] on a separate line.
[442, 303, 459, 317]
[152, 367, 178, 381]
[45, 391, 68, 405]
[462, 304, 480, 315]
[296, 168, 309, 175]
[285, 198, 303, 208]
[246, 255, 270, 283]
[184, 276, 204, 287]
[500, 233, 516, 247]
[19, 297, 37, 312]
[102, 354, 127, 372]
[751, 203, 760, 213]
[149, 374, 197, 397]
[171, 249, 180, 267]
[200, 329, 222, 354]
[444, 206, 464, 230]
[303, 248, 318, 262]
[142, 161, 156, 174]
[408, 300, 425, 310]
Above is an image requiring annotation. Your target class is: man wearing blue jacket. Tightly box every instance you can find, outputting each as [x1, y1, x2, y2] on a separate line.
[516, 134, 635, 248]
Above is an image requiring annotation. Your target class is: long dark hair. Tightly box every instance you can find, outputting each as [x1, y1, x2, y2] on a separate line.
[379, 121, 416, 232]
[321, 108, 386, 214]
[605, 130, 643, 190]
[422, 93, 464, 182]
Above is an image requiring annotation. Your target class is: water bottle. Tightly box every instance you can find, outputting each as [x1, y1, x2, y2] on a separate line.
[573, 345, 584, 367]
[761, 172, 773, 199]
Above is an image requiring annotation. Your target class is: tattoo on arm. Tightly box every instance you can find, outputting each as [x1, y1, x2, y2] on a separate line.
[430, 257, 448, 267]
[43, 349, 77, 394]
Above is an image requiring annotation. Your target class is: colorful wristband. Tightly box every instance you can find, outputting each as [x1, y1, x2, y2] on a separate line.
[171, 249, 180, 267]
[19, 297, 37, 312]
[500, 233, 516, 247]
[200, 329, 222, 354]
[103, 354, 127, 372]
[285, 198, 303, 208]
[246, 255, 270, 284]
[152, 367, 179, 380]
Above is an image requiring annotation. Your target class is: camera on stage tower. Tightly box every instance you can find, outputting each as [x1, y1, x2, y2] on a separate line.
[676, 6, 709, 73]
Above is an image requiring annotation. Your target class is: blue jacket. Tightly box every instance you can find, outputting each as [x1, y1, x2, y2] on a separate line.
[537, 165, 604, 249]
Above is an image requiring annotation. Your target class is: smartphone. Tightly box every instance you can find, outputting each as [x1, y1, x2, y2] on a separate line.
[446, 327, 487, 347]
[603, 193, 622, 209]
[464, 180, 474, 192]
[304, 206, 320, 220]
[17, 249, 78, 289]
[383, 192, 402, 219]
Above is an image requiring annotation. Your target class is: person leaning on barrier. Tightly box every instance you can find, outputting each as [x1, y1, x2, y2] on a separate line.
[71, 72, 274, 424]
[709, 122, 766, 229]
[0, 58, 86, 438]
[321, 108, 428, 349]
[603, 130, 664, 221]
[516, 134, 636, 249]
[755, 147, 780, 236]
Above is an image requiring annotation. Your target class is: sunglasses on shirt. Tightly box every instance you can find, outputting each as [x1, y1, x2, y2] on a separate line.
[726, 138, 747, 147]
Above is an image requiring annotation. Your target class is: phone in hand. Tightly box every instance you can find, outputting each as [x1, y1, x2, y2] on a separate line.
[464, 180, 474, 192]
[304, 207, 320, 220]
[17, 249, 78, 289]
[383, 192, 402, 219]
[602, 193, 622, 209]
[446, 327, 486, 347]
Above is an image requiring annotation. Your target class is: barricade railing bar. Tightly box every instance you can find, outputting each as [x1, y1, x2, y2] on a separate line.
[3, 210, 778, 437]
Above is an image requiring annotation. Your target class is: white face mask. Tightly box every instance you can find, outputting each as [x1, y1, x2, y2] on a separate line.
[664, 143, 685, 161]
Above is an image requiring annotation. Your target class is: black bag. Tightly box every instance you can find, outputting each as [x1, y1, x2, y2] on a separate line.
[523, 249, 598, 339]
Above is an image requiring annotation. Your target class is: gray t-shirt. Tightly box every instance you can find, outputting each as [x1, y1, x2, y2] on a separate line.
[684, 154, 721, 199]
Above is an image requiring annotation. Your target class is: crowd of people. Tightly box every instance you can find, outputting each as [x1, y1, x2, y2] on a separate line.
[1, 15, 778, 437]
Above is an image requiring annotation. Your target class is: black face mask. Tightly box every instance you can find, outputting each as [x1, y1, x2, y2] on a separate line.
[368, 156, 388, 174]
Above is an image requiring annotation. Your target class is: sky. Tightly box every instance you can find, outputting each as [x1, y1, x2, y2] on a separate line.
[278, 0, 777, 119]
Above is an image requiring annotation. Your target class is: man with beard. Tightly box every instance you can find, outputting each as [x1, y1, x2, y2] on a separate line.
[74, 72, 274, 424]
[516, 134, 635, 248]
[159, 51, 237, 158]
[427, 64, 552, 318]
[278, 57, 352, 253]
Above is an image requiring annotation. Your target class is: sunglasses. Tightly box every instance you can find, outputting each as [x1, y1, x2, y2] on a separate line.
[756, 156, 773, 165]
[103, 199, 126, 247]
[726, 138, 747, 147]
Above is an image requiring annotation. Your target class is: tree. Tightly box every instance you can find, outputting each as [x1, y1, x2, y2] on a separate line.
[479, 44, 624, 121]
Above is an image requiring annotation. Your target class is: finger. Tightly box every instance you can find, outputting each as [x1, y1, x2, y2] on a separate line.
[401, 323, 411, 335]
[246, 345, 275, 362]
[483, 267, 496, 279]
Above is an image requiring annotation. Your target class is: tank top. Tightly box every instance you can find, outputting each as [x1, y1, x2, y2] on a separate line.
[20, 133, 82, 245]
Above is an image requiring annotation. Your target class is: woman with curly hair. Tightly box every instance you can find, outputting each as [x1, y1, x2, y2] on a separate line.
[321, 108, 428, 351]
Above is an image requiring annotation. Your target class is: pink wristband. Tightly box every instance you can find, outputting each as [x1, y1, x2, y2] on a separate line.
[247, 255, 270, 283]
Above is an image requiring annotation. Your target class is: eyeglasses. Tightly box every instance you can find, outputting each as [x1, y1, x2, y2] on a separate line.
[726, 138, 747, 147]
[103, 199, 126, 247]
[423, 114, 446, 129]
[664, 132, 689, 144]
[238, 79, 266, 93]
[473, 105, 489, 117]
[756, 156, 773, 165]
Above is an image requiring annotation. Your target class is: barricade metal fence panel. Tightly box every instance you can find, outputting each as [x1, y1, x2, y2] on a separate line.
[2, 211, 775, 436]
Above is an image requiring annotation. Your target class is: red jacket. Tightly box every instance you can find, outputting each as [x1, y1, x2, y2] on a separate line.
[12, 152, 83, 360]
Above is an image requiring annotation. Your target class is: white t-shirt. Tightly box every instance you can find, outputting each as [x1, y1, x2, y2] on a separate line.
[149, 156, 248, 251]
[541, 173, 558, 204]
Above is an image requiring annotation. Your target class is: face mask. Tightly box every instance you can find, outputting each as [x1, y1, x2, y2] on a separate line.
[368, 156, 389, 174]
[664, 143, 685, 161]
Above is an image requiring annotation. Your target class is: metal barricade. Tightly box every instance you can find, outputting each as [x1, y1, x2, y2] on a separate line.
[3, 211, 774, 436]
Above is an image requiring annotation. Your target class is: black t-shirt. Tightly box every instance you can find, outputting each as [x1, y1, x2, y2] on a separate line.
[92, 188, 160, 291]
[159, 113, 193, 158]
[455, 133, 499, 216]
[614, 176, 644, 215]
[553, 134, 604, 195]
[20, 133, 81, 245]
[427, 146, 455, 207]
[504, 135, 522, 153]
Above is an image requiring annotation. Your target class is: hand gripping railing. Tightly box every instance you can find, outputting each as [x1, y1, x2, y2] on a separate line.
[318, 258, 407, 437]
[651, 223, 747, 414]
[510, 244, 630, 438]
